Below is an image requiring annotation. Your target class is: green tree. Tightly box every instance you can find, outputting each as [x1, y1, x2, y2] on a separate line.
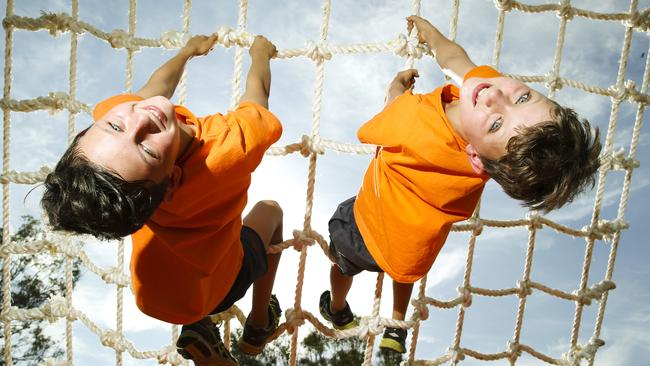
[0, 215, 82, 365]
[229, 325, 403, 366]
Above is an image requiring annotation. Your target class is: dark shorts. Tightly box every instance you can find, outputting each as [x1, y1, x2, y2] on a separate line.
[209, 226, 268, 314]
[328, 196, 382, 276]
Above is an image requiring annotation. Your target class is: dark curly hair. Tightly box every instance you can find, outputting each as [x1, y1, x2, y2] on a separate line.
[41, 129, 169, 239]
[481, 103, 601, 212]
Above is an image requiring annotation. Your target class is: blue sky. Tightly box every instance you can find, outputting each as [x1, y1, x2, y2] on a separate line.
[2, 0, 649, 365]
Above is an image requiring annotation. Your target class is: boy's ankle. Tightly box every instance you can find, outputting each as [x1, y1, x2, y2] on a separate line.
[329, 300, 347, 314]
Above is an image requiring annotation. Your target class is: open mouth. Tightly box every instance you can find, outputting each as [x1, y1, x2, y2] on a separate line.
[142, 105, 167, 131]
[472, 83, 491, 106]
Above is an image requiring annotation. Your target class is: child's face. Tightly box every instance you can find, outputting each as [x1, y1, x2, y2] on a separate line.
[458, 76, 555, 160]
[77, 96, 181, 183]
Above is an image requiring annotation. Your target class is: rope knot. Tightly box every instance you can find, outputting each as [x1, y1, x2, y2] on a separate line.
[160, 30, 189, 49]
[493, 0, 514, 12]
[557, 2, 575, 20]
[526, 211, 543, 229]
[292, 229, 315, 251]
[468, 217, 483, 236]
[507, 340, 522, 361]
[216, 27, 252, 48]
[284, 308, 305, 334]
[411, 297, 430, 321]
[448, 346, 465, 363]
[545, 74, 563, 91]
[357, 316, 383, 339]
[42, 296, 70, 323]
[608, 80, 637, 103]
[108, 29, 140, 51]
[516, 280, 533, 298]
[585, 219, 629, 241]
[573, 280, 616, 305]
[457, 286, 472, 307]
[299, 135, 325, 157]
[625, 9, 650, 31]
[305, 41, 332, 62]
[394, 34, 423, 59]
[100, 329, 127, 352]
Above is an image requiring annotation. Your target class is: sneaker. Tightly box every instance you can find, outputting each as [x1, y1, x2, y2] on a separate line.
[176, 318, 239, 365]
[237, 294, 282, 355]
[319, 290, 358, 330]
[379, 327, 407, 354]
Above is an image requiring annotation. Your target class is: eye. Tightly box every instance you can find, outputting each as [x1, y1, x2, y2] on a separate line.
[489, 117, 502, 133]
[141, 144, 158, 159]
[108, 122, 122, 132]
[516, 92, 531, 104]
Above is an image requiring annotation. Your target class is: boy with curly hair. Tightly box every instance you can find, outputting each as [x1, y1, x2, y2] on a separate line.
[42, 34, 284, 365]
[318, 16, 602, 354]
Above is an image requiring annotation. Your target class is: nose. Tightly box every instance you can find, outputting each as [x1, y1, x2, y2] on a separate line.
[483, 88, 504, 109]
[127, 111, 157, 138]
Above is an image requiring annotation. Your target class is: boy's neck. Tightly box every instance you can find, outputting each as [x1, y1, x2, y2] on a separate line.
[444, 100, 467, 141]
[177, 122, 197, 162]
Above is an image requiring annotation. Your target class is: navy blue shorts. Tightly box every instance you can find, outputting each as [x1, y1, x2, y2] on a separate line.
[328, 196, 382, 276]
[209, 226, 268, 314]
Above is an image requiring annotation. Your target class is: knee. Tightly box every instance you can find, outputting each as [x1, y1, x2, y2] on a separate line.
[256, 200, 283, 220]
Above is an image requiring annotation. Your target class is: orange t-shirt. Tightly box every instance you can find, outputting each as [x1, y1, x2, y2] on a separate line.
[93, 95, 282, 324]
[353, 66, 500, 283]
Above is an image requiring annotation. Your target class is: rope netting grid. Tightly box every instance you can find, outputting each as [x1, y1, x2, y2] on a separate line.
[0, 0, 647, 365]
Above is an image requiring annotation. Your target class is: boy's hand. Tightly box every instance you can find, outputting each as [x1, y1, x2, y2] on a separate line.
[406, 15, 436, 45]
[249, 35, 278, 59]
[392, 69, 419, 90]
[183, 34, 219, 57]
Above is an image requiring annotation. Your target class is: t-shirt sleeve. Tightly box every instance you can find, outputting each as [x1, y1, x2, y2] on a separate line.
[463, 65, 502, 82]
[93, 94, 144, 121]
[223, 102, 283, 172]
[357, 91, 420, 146]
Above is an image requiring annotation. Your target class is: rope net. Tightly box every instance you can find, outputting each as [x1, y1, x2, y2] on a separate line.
[1, 0, 648, 365]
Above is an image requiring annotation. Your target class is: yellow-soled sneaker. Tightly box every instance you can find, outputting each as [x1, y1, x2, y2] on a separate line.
[379, 327, 407, 354]
[319, 290, 359, 330]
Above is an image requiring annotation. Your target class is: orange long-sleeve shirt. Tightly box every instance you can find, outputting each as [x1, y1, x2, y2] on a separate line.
[93, 95, 282, 324]
[353, 66, 500, 283]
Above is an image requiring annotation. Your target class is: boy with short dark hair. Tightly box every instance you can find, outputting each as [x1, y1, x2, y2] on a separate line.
[42, 34, 284, 365]
[319, 15, 601, 354]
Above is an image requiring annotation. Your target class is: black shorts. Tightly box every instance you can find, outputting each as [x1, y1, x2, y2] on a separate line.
[209, 226, 268, 314]
[328, 196, 382, 276]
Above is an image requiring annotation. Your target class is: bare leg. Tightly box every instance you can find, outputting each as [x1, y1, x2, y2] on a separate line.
[330, 264, 354, 313]
[392, 280, 414, 320]
[242, 200, 284, 328]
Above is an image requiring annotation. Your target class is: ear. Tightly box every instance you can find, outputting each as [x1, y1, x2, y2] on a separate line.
[465, 144, 485, 175]
[163, 165, 182, 202]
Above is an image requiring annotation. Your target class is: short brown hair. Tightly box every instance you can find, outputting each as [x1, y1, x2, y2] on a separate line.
[41, 129, 169, 239]
[481, 104, 601, 212]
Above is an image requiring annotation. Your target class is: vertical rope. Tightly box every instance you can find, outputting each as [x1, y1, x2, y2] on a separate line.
[65, 2, 80, 363]
[1, 0, 14, 365]
[449, 0, 460, 42]
[177, 0, 192, 105]
[362, 272, 384, 366]
[228, 0, 249, 109]
[509, 219, 538, 365]
[406, 276, 427, 364]
[546, 0, 570, 100]
[589, 40, 649, 366]
[491, 6, 506, 69]
[569, 0, 636, 350]
[289, 1, 331, 364]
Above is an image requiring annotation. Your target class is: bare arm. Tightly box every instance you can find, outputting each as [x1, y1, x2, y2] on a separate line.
[385, 69, 419, 107]
[239, 36, 277, 109]
[407, 15, 476, 83]
[135, 34, 218, 99]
